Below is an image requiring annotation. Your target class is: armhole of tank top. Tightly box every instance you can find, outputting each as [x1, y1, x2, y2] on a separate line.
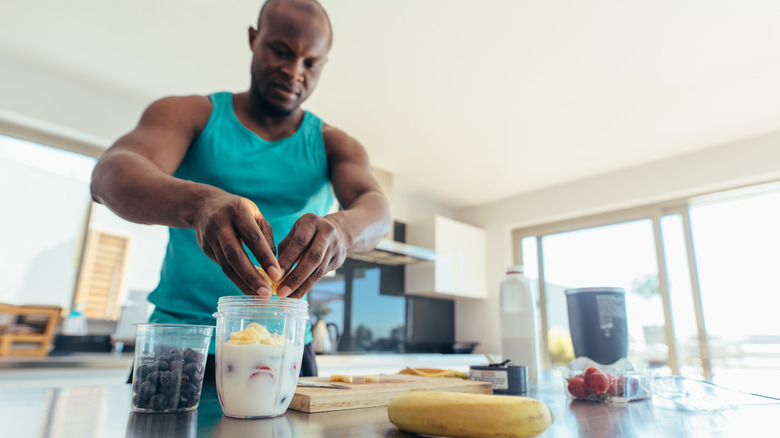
[190, 93, 223, 148]
[307, 112, 329, 173]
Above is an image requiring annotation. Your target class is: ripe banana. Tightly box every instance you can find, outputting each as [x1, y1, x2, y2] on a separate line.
[397, 367, 468, 379]
[387, 391, 554, 438]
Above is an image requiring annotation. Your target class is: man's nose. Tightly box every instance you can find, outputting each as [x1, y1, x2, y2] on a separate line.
[281, 59, 305, 82]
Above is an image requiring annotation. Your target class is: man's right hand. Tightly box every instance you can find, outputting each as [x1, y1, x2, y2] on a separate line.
[193, 192, 281, 296]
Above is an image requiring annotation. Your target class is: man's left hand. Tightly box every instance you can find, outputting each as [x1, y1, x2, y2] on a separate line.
[274, 213, 348, 298]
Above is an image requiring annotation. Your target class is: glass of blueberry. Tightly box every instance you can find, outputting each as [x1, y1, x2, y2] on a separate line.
[131, 323, 213, 413]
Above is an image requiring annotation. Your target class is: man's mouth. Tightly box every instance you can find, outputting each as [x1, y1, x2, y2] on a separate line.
[272, 82, 299, 101]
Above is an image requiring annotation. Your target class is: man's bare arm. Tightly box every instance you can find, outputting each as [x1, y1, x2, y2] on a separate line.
[275, 125, 391, 298]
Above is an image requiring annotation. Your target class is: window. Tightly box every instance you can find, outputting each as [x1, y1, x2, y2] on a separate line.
[0, 133, 167, 321]
[522, 220, 668, 369]
[686, 185, 780, 394]
[0, 134, 96, 311]
[515, 180, 780, 396]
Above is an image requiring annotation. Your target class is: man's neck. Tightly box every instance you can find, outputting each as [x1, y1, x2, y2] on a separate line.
[235, 92, 305, 142]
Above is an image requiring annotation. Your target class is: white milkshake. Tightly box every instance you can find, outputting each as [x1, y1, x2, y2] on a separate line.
[216, 323, 304, 418]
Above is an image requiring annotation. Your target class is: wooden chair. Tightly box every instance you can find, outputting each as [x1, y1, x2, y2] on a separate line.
[0, 303, 62, 357]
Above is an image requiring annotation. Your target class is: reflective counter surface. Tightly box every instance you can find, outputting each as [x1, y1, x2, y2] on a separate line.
[1, 376, 779, 438]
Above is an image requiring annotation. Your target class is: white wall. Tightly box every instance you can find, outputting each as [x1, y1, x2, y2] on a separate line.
[0, 52, 151, 144]
[454, 130, 780, 355]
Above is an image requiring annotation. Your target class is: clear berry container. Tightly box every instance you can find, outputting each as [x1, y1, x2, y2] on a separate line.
[130, 323, 213, 413]
[561, 357, 651, 403]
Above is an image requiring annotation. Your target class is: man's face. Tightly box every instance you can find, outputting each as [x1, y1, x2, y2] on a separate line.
[248, 4, 331, 116]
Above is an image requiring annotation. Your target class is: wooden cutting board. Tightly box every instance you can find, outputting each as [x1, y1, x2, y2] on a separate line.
[290, 374, 492, 413]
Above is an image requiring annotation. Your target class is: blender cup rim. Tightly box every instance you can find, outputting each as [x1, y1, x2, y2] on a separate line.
[564, 287, 625, 295]
[132, 322, 215, 335]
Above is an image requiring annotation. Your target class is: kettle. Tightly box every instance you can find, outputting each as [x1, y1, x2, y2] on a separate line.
[312, 320, 340, 354]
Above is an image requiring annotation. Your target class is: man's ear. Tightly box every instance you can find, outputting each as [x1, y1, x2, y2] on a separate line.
[248, 26, 258, 49]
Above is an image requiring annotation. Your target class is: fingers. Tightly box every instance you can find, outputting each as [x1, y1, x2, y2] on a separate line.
[235, 211, 281, 282]
[276, 214, 347, 298]
[195, 196, 276, 296]
[212, 248, 271, 297]
[217, 229, 274, 296]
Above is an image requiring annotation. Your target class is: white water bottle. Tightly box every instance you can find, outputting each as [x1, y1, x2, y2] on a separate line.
[63, 303, 88, 336]
[499, 266, 541, 384]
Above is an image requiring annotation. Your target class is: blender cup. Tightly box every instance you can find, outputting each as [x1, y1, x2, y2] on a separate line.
[213, 296, 309, 419]
[131, 323, 213, 413]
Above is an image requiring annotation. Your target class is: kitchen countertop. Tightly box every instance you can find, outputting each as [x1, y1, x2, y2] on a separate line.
[2, 373, 778, 437]
[0, 353, 490, 389]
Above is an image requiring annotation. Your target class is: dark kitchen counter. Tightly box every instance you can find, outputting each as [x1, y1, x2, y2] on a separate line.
[1, 373, 778, 437]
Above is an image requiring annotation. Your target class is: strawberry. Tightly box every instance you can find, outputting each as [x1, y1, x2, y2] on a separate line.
[567, 375, 589, 398]
[607, 374, 621, 395]
[584, 367, 601, 375]
[584, 369, 610, 395]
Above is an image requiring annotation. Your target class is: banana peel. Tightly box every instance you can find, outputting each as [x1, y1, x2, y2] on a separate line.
[398, 367, 468, 379]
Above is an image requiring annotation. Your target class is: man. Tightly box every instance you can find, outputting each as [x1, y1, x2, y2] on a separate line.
[91, 0, 391, 378]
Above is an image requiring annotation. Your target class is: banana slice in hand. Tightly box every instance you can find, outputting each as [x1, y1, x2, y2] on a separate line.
[255, 266, 281, 295]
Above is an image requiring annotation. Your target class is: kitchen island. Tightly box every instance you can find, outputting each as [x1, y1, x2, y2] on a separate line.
[1, 373, 777, 437]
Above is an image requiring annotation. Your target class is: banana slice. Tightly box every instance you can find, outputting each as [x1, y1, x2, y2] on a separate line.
[255, 265, 287, 295]
[227, 322, 285, 346]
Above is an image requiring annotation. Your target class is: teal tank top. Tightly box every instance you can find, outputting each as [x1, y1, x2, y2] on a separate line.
[148, 92, 333, 350]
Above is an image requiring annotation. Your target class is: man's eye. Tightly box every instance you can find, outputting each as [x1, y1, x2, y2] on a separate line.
[271, 46, 289, 56]
[306, 60, 322, 72]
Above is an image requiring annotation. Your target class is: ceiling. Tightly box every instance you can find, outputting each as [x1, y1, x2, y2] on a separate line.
[3, 0, 780, 209]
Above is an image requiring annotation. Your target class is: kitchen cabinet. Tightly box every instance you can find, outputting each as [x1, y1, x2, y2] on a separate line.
[404, 215, 486, 299]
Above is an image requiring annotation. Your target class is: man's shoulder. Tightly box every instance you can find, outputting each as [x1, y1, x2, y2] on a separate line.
[320, 122, 366, 160]
[321, 122, 349, 146]
[153, 94, 213, 109]
[142, 94, 214, 128]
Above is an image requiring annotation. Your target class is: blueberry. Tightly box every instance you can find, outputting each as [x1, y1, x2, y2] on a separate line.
[159, 370, 177, 389]
[168, 348, 183, 358]
[132, 378, 143, 393]
[186, 393, 199, 407]
[182, 362, 199, 377]
[146, 370, 161, 386]
[178, 395, 188, 409]
[163, 386, 178, 401]
[149, 393, 168, 411]
[158, 355, 171, 364]
[180, 373, 190, 386]
[135, 364, 152, 379]
[181, 382, 197, 398]
[132, 394, 146, 409]
[139, 381, 156, 399]
[184, 349, 202, 364]
[153, 359, 169, 372]
[169, 360, 183, 372]
[190, 370, 203, 384]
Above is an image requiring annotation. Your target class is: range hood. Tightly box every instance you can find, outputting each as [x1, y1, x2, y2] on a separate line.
[346, 167, 437, 266]
[347, 238, 436, 266]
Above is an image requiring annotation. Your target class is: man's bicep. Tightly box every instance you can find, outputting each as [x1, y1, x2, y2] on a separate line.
[325, 130, 383, 208]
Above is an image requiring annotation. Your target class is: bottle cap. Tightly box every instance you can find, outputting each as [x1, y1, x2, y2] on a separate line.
[468, 361, 528, 396]
[506, 265, 524, 275]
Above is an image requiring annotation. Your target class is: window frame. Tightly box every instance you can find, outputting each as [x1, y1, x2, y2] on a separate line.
[1, 116, 106, 315]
